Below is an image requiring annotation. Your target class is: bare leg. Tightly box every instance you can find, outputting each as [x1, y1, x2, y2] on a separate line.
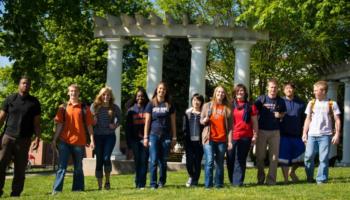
[104, 172, 110, 190]
[97, 178, 103, 190]
[281, 166, 289, 184]
[289, 165, 299, 182]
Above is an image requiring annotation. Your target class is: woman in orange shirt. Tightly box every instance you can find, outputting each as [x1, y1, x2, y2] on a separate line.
[201, 86, 232, 188]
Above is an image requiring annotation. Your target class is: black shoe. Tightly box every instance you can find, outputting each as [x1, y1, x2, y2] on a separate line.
[307, 178, 316, 183]
[104, 182, 110, 190]
[10, 192, 20, 197]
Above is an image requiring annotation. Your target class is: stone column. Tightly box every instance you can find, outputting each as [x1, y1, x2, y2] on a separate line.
[188, 38, 211, 106]
[327, 81, 340, 160]
[105, 38, 128, 160]
[233, 40, 256, 94]
[144, 37, 167, 99]
[341, 78, 350, 165]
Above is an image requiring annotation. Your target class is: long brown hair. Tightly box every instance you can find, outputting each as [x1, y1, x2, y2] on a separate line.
[232, 84, 248, 102]
[93, 87, 116, 118]
[151, 81, 171, 108]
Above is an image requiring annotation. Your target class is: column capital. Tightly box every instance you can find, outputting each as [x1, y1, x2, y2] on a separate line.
[233, 40, 257, 50]
[340, 78, 350, 85]
[144, 37, 168, 49]
[104, 38, 129, 49]
[188, 38, 211, 49]
[327, 80, 341, 87]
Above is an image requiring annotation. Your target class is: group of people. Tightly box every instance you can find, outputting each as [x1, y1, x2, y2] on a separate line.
[181, 79, 341, 188]
[0, 76, 341, 197]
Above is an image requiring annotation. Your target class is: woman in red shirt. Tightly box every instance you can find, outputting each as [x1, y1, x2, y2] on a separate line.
[227, 84, 258, 186]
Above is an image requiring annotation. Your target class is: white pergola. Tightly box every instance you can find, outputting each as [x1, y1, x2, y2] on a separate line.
[93, 13, 269, 159]
[322, 59, 350, 166]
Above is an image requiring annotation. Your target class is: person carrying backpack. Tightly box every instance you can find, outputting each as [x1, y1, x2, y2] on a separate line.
[303, 80, 341, 184]
[52, 84, 94, 194]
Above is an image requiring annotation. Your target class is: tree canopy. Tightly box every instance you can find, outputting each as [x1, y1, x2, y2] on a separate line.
[0, 0, 349, 141]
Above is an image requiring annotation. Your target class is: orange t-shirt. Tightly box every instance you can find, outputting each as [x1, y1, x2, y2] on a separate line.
[54, 102, 94, 145]
[209, 104, 226, 142]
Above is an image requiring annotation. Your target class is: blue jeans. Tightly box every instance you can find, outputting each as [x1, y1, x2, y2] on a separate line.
[131, 140, 149, 188]
[203, 141, 227, 188]
[304, 135, 331, 183]
[227, 138, 251, 186]
[94, 134, 116, 178]
[53, 141, 85, 192]
[149, 134, 171, 188]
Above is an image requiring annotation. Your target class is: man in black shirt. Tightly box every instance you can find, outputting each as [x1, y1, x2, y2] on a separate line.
[0, 76, 41, 197]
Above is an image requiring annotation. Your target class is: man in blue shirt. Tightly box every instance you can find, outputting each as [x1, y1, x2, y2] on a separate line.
[255, 78, 286, 185]
[279, 82, 306, 184]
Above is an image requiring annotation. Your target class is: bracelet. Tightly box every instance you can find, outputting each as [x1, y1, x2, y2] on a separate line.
[143, 137, 148, 139]
[172, 137, 177, 140]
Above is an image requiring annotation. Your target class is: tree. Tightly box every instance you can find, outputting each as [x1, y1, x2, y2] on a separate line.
[0, 0, 153, 140]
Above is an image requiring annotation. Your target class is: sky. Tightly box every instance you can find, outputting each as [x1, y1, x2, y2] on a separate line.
[0, 56, 12, 67]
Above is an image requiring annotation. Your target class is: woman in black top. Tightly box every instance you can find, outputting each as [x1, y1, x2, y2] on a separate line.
[183, 93, 204, 187]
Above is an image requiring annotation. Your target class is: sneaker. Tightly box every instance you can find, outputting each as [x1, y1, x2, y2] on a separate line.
[186, 178, 192, 187]
[139, 187, 145, 190]
[158, 183, 164, 188]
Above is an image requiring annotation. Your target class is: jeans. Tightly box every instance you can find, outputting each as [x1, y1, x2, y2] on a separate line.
[0, 134, 31, 196]
[131, 140, 149, 188]
[53, 141, 85, 192]
[227, 138, 252, 186]
[185, 139, 203, 185]
[203, 141, 227, 188]
[94, 134, 116, 178]
[304, 135, 331, 183]
[149, 134, 171, 188]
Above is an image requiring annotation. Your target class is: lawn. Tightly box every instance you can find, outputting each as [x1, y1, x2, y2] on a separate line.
[2, 167, 350, 199]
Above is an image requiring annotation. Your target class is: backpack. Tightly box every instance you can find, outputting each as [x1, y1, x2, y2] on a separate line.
[309, 99, 335, 131]
[310, 99, 334, 116]
[54, 103, 91, 144]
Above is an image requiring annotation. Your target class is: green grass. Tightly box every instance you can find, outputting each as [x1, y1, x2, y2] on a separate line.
[2, 167, 350, 199]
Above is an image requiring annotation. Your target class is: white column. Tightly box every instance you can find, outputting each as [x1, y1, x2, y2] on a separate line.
[233, 40, 256, 94]
[188, 38, 210, 106]
[144, 37, 167, 99]
[327, 81, 340, 159]
[105, 38, 128, 160]
[341, 78, 350, 165]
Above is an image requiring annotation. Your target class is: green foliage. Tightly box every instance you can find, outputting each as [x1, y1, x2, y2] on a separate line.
[0, 0, 152, 141]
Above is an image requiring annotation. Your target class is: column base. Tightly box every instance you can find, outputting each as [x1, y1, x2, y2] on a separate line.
[337, 161, 350, 167]
[111, 153, 126, 160]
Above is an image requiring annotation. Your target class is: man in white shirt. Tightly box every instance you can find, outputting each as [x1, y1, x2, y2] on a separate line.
[302, 80, 341, 184]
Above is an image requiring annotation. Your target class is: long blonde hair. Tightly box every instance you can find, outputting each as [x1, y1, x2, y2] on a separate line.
[93, 87, 116, 118]
[211, 86, 231, 115]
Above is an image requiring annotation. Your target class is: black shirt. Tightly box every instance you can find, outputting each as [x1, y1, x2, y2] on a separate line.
[1, 93, 41, 138]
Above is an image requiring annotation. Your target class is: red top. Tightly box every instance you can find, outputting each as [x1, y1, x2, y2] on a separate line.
[232, 100, 258, 140]
[210, 104, 226, 142]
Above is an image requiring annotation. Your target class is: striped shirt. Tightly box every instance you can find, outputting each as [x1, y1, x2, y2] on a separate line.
[91, 104, 121, 135]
